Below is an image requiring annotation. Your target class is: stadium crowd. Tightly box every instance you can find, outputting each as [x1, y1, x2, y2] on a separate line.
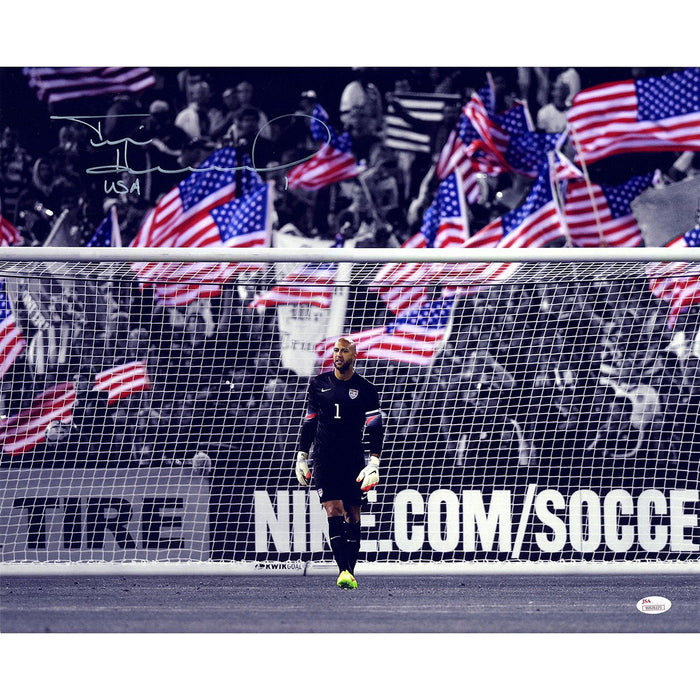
[1, 65, 699, 511]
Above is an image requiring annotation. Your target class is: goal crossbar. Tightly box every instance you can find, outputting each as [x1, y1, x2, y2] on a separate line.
[0, 246, 700, 264]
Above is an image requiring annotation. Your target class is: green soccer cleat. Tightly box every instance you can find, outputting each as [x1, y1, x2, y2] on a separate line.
[336, 570, 358, 589]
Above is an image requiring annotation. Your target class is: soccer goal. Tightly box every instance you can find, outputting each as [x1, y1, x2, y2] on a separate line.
[0, 244, 698, 575]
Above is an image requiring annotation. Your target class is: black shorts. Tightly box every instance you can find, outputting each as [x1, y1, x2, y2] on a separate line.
[313, 462, 367, 506]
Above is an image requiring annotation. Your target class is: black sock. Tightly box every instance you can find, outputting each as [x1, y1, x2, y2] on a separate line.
[345, 520, 361, 575]
[328, 515, 348, 572]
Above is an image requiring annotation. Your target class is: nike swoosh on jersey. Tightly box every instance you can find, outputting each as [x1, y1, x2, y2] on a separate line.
[321, 388, 332, 392]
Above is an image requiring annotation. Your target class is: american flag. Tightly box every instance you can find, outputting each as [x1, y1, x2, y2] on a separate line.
[315, 297, 455, 371]
[372, 171, 470, 314]
[86, 205, 121, 247]
[462, 159, 563, 252]
[130, 148, 272, 307]
[0, 215, 22, 246]
[551, 147, 586, 182]
[384, 91, 461, 154]
[286, 104, 364, 190]
[435, 105, 486, 204]
[0, 279, 25, 380]
[463, 91, 513, 171]
[435, 86, 497, 179]
[436, 91, 556, 203]
[649, 226, 700, 329]
[23, 67, 156, 104]
[94, 360, 151, 404]
[567, 67, 700, 164]
[466, 93, 560, 179]
[505, 131, 562, 178]
[0, 382, 75, 455]
[435, 160, 564, 292]
[249, 236, 343, 309]
[563, 171, 657, 248]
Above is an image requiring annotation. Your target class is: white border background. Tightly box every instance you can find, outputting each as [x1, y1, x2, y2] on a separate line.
[1, 3, 698, 697]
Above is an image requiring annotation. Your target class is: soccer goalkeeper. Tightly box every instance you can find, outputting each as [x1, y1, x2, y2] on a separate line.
[295, 337, 384, 589]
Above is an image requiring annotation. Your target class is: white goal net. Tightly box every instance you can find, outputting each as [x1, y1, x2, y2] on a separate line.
[0, 247, 698, 572]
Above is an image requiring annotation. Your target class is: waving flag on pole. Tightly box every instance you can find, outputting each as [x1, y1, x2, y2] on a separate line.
[249, 236, 343, 309]
[436, 89, 558, 204]
[435, 105, 486, 204]
[505, 130, 562, 178]
[463, 90, 515, 171]
[23, 67, 156, 104]
[94, 360, 151, 404]
[130, 148, 272, 307]
[435, 160, 564, 293]
[567, 67, 700, 164]
[649, 226, 700, 329]
[472, 159, 563, 250]
[465, 90, 560, 178]
[286, 104, 364, 190]
[0, 359, 152, 454]
[563, 171, 658, 248]
[86, 205, 121, 248]
[0, 382, 75, 454]
[0, 279, 26, 379]
[372, 171, 470, 314]
[315, 297, 455, 371]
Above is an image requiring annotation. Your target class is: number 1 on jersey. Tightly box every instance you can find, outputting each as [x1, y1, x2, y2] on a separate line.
[334, 403, 341, 419]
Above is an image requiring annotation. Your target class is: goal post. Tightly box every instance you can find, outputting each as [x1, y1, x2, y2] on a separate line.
[0, 245, 699, 575]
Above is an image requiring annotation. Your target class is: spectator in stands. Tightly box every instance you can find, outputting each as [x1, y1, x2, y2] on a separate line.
[340, 68, 384, 164]
[177, 138, 216, 171]
[335, 180, 379, 246]
[354, 146, 407, 237]
[266, 154, 316, 235]
[51, 170, 85, 215]
[437, 344, 525, 488]
[176, 68, 211, 109]
[0, 126, 33, 222]
[536, 81, 570, 134]
[273, 89, 320, 158]
[672, 356, 700, 466]
[517, 67, 551, 113]
[14, 157, 59, 243]
[67, 367, 114, 468]
[232, 81, 272, 141]
[229, 107, 276, 171]
[339, 68, 383, 137]
[554, 68, 581, 106]
[210, 87, 241, 142]
[488, 68, 520, 113]
[175, 81, 225, 141]
[103, 94, 143, 142]
[139, 99, 190, 200]
[101, 169, 151, 245]
[47, 125, 83, 182]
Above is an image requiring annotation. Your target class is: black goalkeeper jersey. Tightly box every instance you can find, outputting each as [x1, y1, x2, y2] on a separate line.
[298, 370, 383, 470]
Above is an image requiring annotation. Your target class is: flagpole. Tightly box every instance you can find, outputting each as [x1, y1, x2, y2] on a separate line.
[264, 180, 274, 248]
[569, 125, 607, 247]
[547, 151, 573, 247]
[436, 295, 458, 354]
[109, 205, 122, 248]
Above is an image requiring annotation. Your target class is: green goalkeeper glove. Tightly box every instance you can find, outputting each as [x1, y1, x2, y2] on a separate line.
[357, 455, 380, 492]
[295, 451, 311, 486]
